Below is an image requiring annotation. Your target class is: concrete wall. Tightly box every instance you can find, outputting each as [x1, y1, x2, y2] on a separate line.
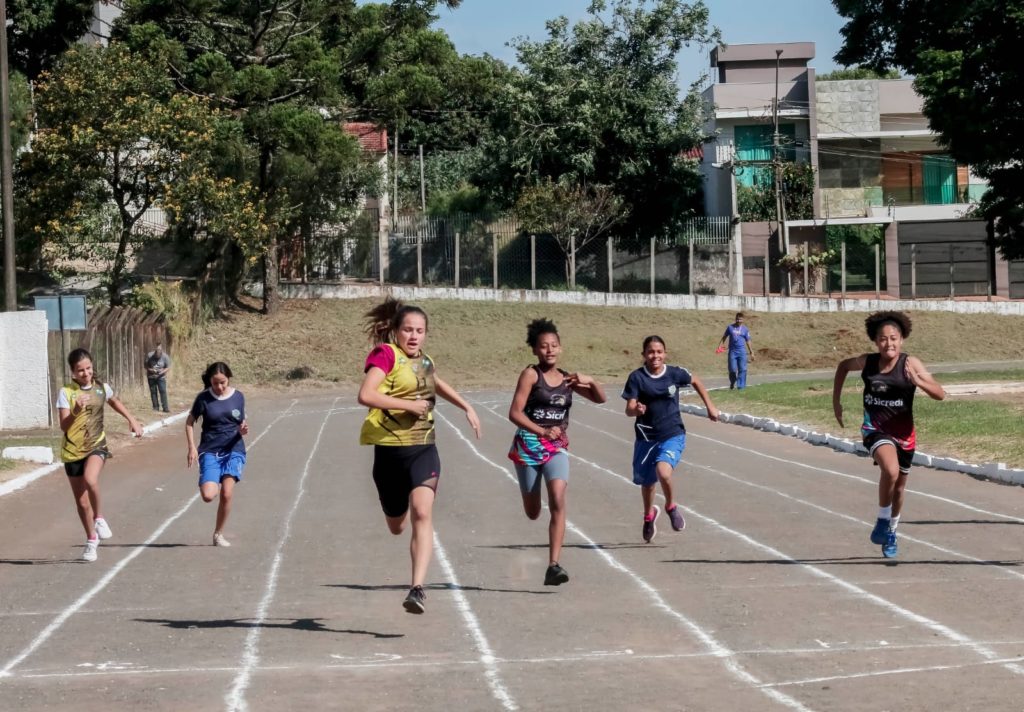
[0, 311, 50, 430]
[816, 80, 880, 134]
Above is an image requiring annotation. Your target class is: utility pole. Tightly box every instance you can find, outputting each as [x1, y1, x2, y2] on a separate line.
[1, 5, 16, 311]
[772, 48, 790, 295]
[392, 125, 399, 226]
[419, 144, 426, 212]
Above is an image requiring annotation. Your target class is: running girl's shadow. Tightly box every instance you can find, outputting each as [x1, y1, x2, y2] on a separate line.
[136, 617, 403, 639]
[666, 556, 1023, 567]
[480, 543, 665, 551]
[100, 543, 199, 548]
[325, 582, 554, 596]
[0, 557, 80, 565]
[905, 519, 1024, 526]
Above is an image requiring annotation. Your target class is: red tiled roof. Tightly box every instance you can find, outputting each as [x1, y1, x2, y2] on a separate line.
[343, 122, 388, 153]
[681, 145, 704, 160]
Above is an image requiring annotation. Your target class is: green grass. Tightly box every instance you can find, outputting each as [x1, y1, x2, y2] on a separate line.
[700, 378, 1024, 467]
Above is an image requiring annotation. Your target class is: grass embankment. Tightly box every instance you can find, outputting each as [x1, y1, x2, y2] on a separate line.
[702, 371, 1024, 467]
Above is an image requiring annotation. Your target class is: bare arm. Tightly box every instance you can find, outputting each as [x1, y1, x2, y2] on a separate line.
[833, 354, 867, 427]
[625, 398, 646, 417]
[107, 396, 143, 437]
[508, 368, 545, 435]
[185, 413, 198, 467]
[906, 356, 946, 401]
[567, 372, 607, 404]
[690, 375, 719, 421]
[436, 375, 481, 439]
[357, 367, 430, 417]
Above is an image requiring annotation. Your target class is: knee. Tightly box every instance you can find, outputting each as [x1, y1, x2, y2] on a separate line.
[200, 489, 217, 503]
[524, 506, 542, 520]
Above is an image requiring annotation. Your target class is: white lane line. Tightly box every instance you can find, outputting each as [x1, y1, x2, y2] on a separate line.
[224, 398, 338, 712]
[438, 410, 815, 712]
[568, 451, 1024, 678]
[764, 654, 1024, 688]
[0, 403, 297, 680]
[432, 531, 519, 711]
[559, 414, 1024, 584]
[577, 399, 1024, 524]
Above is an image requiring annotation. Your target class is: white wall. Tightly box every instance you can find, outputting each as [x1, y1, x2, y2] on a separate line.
[0, 311, 50, 430]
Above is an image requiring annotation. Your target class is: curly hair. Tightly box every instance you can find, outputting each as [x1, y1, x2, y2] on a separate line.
[526, 318, 559, 348]
[363, 297, 429, 346]
[865, 310, 912, 340]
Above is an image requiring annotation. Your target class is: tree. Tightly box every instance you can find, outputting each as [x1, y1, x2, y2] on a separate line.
[118, 0, 458, 314]
[480, 0, 718, 239]
[514, 180, 625, 285]
[17, 44, 262, 305]
[833, 0, 1024, 257]
[736, 162, 816, 222]
[8, 0, 96, 81]
[817, 66, 900, 81]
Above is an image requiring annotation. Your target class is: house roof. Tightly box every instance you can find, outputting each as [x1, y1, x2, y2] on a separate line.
[343, 123, 388, 153]
[681, 145, 704, 160]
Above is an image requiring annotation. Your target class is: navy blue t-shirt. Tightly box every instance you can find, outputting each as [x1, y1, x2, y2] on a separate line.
[621, 366, 693, 442]
[190, 389, 246, 455]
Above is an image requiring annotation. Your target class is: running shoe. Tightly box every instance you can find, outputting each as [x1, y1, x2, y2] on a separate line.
[403, 585, 426, 614]
[667, 505, 686, 532]
[544, 563, 570, 586]
[642, 505, 661, 543]
[870, 518, 890, 545]
[81, 539, 98, 562]
[94, 518, 112, 540]
[882, 530, 898, 558]
[213, 532, 232, 547]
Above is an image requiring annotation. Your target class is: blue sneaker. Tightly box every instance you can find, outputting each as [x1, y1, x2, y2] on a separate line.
[870, 518, 890, 545]
[882, 530, 898, 558]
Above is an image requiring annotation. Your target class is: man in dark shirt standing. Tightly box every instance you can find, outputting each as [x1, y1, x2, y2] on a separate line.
[145, 343, 171, 413]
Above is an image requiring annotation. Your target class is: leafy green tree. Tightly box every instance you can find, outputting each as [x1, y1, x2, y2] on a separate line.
[736, 162, 815, 222]
[8, 0, 96, 80]
[117, 0, 458, 313]
[833, 0, 1024, 257]
[479, 0, 717, 240]
[817, 66, 900, 81]
[17, 45, 263, 306]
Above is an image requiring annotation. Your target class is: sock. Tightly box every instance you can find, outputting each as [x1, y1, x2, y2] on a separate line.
[644, 509, 656, 522]
[878, 505, 892, 520]
[890, 515, 900, 531]
[666, 504, 677, 512]
[87, 536, 98, 543]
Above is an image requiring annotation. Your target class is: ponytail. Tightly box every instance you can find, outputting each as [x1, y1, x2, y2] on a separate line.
[363, 297, 429, 346]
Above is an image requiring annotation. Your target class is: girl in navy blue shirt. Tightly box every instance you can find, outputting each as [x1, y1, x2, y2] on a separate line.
[622, 336, 718, 543]
[185, 362, 249, 547]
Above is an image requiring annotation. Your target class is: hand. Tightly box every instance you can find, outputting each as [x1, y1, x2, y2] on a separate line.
[635, 403, 647, 416]
[187, 446, 198, 469]
[129, 420, 144, 438]
[715, 345, 725, 354]
[544, 425, 564, 441]
[706, 406, 720, 422]
[239, 420, 249, 436]
[74, 394, 91, 413]
[748, 353, 754, 361]
[833, 402, 844, 428]
[465, 406, 481, 439]
[570, 373, 593, 388]
[408, 399, 431, 418]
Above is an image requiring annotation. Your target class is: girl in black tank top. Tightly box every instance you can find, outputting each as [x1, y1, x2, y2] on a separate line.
[508, 319, 606, 586]
[833, 311, 946, 559]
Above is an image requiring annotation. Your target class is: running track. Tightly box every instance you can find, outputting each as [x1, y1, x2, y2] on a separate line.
[2, 390, 1024, 711]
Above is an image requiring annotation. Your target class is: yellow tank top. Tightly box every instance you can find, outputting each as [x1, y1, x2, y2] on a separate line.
[360, 343, 437, 446]
[60, 382, 109, 462]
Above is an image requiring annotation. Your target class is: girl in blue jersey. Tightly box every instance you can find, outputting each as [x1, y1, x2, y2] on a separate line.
[833, 311, 945, 558]
[508, 318, 606, 586]
[185, 362, 249, 547]
[623, 336, 719, 543]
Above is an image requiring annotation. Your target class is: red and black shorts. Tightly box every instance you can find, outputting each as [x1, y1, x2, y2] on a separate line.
[864, 433, 914, 474]
[372, 444, 441, 518]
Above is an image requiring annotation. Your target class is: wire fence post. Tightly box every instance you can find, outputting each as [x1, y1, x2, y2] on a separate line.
[949, 243, 955, 298]
[650, 237, 656, 295]
[841, 240, 847, 300]
[911, 243, 917, 299]
[492, 233, 498, 290]
[416, 233, 423, 287]
[607, 235, 614, 293]
[688, 240, 694, 295]
[763, 241, 769, 297]
[530, 234, 536, 290]
[570, 233, 577, 289]
[454, 231, 460, 288]
[803, 244, 809, 296]
[874, 243, 880, 300]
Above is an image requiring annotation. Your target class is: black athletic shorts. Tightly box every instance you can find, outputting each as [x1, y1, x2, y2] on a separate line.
[864, 433, 914, 474]
[64, 448, 111, 478]
[372, 444, 441, 518]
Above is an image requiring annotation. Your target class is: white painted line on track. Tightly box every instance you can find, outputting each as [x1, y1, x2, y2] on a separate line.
[764, 653, 1024, 688]
[224, 398, 338, 712]
[438, 410, 816, 712]
[432, 531, 519, 711]
[568, 451, 1024, 678]
[0, 403, 297, 680]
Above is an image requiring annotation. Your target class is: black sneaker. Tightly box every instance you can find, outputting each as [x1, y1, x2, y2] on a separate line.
[403, 585, 426, 614]
[544, 563, 569, 586]
[642, 505, 661, 543]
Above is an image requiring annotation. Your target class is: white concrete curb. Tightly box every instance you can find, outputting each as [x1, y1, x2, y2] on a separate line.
[0, 411, 189, 499]
[682, 403, 1024, 487]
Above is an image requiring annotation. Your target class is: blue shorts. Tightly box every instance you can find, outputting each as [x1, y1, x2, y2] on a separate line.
[198, 451, 246, 487]
[514, 450, 570, 494]
[632, 434, 686, 487]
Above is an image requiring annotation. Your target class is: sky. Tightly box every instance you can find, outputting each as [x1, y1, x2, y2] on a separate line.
[432, 0, 849, 84]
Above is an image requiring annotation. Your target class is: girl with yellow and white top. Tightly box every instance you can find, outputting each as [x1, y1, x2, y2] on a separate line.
[358, 298, 480, 614]
[56, 348, 143, 562]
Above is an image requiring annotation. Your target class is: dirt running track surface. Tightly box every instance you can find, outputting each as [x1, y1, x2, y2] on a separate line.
[3, 390, 1024, 711]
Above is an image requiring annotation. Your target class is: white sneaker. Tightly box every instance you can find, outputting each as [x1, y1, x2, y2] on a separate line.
[81, 539, 98, 562]
[213, 533, 231, 547]
[94, 518, 112, 540]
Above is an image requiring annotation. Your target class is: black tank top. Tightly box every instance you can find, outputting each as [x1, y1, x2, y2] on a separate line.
[861, 352, 916, 444]
[523, 366, 573, 429]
